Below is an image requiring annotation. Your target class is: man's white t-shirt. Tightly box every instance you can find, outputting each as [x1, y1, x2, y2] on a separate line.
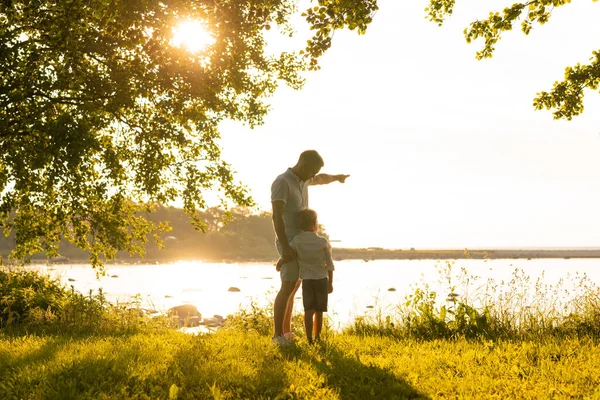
[271, 168, 313, 243]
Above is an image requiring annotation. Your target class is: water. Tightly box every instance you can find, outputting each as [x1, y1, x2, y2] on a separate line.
[34, 258, 600, 329]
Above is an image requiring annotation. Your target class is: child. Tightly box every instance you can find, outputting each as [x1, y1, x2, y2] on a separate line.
[276, 208, 334, 344]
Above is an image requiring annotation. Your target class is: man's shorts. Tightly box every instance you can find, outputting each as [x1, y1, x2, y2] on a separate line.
[276, 240, 299, 282]
[302, 278, 329, 312]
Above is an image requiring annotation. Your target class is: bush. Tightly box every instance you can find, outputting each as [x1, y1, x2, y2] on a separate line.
[223, 301, 274, 336]
[0, 268, 174, 333]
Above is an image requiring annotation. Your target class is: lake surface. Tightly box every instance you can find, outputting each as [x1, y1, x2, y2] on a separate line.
[30, 258, 600, 330]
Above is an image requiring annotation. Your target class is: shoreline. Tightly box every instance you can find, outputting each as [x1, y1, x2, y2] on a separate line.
[23, 248, 600, 265]
[330, 248, 600, 261]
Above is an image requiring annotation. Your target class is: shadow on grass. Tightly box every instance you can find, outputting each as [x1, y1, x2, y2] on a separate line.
[302, 342, 429, 400]
[0, 335, 64, 375]
[2, 328, 427, 399]
[0, 333, 162, 399]
[0, 326, 165, 371]
[0, 330, 145, 371]
[172, 334, 291, 399]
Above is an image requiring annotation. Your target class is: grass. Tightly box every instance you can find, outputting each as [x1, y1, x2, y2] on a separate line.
[2, 265, 600, 398]
[2, 329, 600, 399]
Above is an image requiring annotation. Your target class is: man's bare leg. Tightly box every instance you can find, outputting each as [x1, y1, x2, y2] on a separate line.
[282, 279, 301, 334]
[273, 280, 297, 338]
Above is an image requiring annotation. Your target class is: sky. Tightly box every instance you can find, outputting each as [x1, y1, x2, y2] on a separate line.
[211, 1, 600, 249]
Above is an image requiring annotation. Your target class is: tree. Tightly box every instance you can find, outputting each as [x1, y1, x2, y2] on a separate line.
[426, 0, 600, 120]
[0, 0, 377, 268]
[5, 0, 593, 268]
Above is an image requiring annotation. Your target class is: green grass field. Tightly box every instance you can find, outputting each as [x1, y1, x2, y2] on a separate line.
[2, 328, 600, 399]
[2, 266, 600, 399]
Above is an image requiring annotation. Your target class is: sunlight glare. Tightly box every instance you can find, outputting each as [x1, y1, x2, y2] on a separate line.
[172, 20, 215, 53]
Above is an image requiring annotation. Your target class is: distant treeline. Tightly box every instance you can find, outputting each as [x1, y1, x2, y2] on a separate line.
[0, 207, 328, 263]
[6, 208, 594, 264]
[139, 207, 284, 262]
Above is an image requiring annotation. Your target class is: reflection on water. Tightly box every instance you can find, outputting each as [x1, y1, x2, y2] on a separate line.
[38, 258, 600, 329]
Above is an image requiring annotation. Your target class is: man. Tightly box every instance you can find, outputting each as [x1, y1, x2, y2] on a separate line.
[271, 150, 349, 344]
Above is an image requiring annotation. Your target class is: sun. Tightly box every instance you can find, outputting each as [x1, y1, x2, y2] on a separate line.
[172, 20, 215, 53]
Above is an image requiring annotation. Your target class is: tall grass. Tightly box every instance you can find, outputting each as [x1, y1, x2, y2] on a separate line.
[0, 268, 174, 334]
[4, 261, 600, 341]
[346, 260, 600, 340]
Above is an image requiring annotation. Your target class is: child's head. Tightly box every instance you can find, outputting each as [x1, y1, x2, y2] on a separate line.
[297, 208, 318, 232]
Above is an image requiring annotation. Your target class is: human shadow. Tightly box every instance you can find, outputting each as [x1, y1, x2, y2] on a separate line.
[304, 341, 430, 400]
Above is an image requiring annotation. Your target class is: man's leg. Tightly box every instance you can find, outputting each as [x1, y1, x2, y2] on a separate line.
[282, 279, 301, 334]
[304, 310, 315, 343]
[273, 280, 297, 338]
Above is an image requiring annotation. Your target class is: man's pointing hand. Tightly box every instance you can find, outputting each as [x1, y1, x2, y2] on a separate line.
[336, 174, 350, 183]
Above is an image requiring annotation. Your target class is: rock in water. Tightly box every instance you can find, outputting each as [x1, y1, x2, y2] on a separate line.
[168, 304, 203, 328]
[168, 304, 201, 319]
[200, 315, 226, 327]
[185, 316, 201, 327]
[201, 318, 222, 327]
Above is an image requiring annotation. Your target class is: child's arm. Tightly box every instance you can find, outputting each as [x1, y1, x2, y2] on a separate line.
[325, 240, 334, 293]
[324, 240, 335, 271]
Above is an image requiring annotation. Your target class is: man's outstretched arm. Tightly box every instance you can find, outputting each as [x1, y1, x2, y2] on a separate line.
[310, 174, 350, 185]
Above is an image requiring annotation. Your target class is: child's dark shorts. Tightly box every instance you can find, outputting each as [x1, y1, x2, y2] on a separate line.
[302, 278, 329, 312]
